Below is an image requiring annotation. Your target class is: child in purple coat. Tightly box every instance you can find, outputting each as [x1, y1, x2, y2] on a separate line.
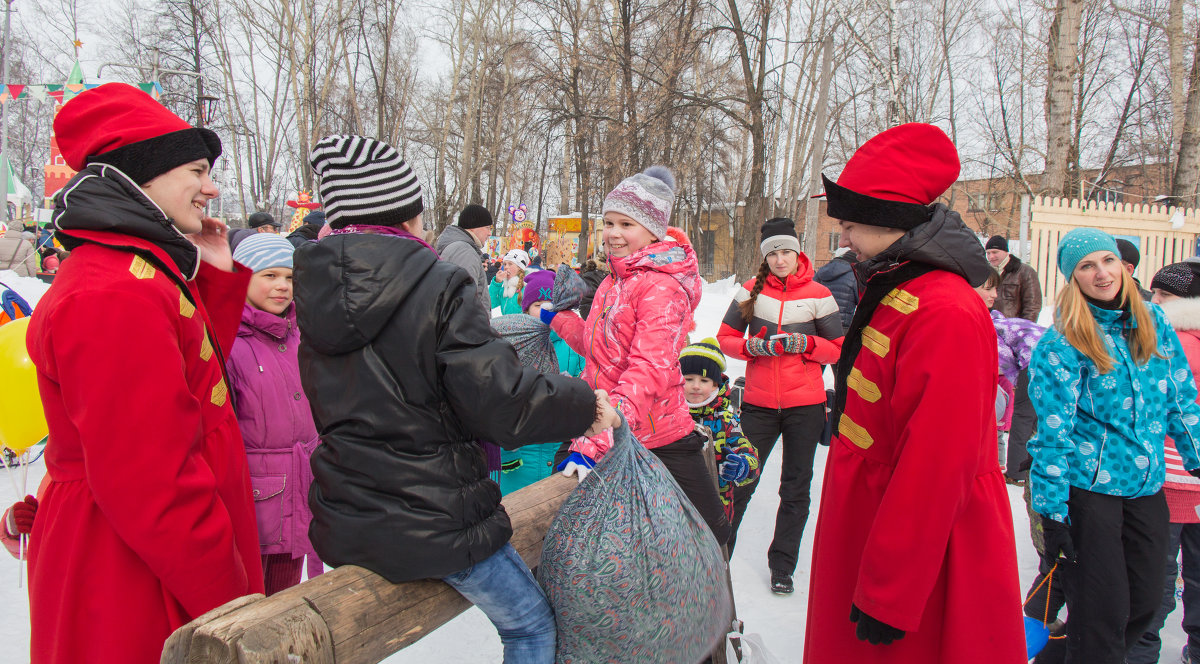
[228, 233, 323, 595]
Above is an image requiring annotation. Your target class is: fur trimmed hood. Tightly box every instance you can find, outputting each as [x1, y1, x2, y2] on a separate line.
[1159, 297, 1200, 333]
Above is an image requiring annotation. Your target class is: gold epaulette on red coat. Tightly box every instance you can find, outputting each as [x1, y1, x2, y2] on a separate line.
[847, 368, 881, 403]
[838, 414, 874, 449]
[130, 254, 228, 409]
[880, 287, 919, 315]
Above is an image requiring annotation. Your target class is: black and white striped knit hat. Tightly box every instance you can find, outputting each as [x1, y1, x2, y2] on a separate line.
[309, 135, 424, 229]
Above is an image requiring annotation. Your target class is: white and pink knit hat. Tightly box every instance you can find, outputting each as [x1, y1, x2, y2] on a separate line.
[601, 166, 676, 240]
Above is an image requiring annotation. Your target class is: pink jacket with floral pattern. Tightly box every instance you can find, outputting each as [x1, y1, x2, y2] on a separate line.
[552, 240, 702, 457]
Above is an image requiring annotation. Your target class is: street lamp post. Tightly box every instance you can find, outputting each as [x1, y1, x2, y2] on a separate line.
[0, 0, 15, 225]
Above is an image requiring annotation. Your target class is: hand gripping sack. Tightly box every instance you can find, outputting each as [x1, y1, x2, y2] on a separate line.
[549, 264, 587, 312]
[538, 419, 731, 663]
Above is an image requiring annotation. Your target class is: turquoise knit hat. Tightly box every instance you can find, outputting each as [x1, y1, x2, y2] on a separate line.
[1056, 228, 1119, 278]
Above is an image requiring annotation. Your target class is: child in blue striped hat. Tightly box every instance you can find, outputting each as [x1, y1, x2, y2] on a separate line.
[228, 232, 325, 594]
[233, 233, 296, 314]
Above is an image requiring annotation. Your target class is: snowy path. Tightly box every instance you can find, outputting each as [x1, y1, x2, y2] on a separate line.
[0, 274, 1189, 662]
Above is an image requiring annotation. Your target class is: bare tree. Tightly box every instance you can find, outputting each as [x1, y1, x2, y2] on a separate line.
[1043, 0, 1086, 195]
[1171, 21, 1200, 204]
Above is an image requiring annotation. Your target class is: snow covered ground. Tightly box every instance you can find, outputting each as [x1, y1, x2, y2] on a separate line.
[0, 271, 50, 310]
[0, 274, 1189, 662]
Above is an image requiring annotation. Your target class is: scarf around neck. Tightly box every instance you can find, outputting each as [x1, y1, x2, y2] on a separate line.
[330, 223, 439, 258]
[831, 258, 935, 436]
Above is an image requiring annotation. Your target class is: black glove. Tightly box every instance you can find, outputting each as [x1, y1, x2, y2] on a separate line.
[1040, 516, 1076, 564]
[850, 604, 905, 645]
[1188, 467, 1200, 480]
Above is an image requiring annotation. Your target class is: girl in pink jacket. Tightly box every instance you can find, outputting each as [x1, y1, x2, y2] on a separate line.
[1129, 260, 1200, 663]
[545, 166, 728, 544]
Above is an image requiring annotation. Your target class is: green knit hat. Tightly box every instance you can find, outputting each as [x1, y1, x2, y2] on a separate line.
[1057, 228, 1119, 278]
[680, 337, 726, 380]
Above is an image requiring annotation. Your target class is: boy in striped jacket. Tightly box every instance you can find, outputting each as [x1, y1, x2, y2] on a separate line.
[680, 338, 760, 525]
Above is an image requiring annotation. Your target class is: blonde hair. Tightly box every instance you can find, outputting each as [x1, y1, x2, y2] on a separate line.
[1054, 270, 1160, 373]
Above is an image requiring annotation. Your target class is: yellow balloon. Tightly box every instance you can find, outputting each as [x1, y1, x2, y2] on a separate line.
[0, 317, 48, 453]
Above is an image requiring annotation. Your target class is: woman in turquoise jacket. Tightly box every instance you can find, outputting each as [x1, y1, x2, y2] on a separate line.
[488, 248, 529, 315]
[1028, 228, 1200, 664]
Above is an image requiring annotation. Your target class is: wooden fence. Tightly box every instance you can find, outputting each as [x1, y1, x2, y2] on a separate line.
[1028, 197, 1200, 301]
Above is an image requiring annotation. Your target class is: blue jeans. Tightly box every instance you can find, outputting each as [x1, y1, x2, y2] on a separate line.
[443, 543, 556, 663]
[1127, 522, 1200, 663]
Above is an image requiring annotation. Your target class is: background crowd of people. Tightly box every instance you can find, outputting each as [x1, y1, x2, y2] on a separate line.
[8, 81, 1200, 664]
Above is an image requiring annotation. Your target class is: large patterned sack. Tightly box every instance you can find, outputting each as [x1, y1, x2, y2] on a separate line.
[491, 313, 559, 374]
[539, 418, 731, 663]
[549, 263, 587, 312]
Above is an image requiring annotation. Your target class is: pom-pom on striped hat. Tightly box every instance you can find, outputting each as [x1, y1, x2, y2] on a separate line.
[309, 135, 423, 229]
[679, 337, 726, 380]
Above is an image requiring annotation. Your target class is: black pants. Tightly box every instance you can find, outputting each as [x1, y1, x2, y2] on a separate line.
[1035, 488, 1169, 664]
[1007, 369, 1036, 481]
[728, 403, 824, 575]
[554, 431, 730, 546]
[651, 432, 731, 546]
[1127, 522, 1200, 663]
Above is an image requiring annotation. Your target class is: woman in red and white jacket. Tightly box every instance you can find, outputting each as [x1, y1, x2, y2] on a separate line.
[545, 166, 729, 545]
[717, 217, 844, 594]
[1130, 260, 1200, 663]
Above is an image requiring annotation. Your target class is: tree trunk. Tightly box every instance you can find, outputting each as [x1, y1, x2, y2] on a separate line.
[1043, 0, 1083, 196]
[725, 0, 771, 282]
[1171, 22, 1200, 205]
[1169, 0, 1185, 156]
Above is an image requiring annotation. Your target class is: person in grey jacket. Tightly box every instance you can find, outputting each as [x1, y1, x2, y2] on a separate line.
[0, 222, 38, 277]
[436, 204, 493, 315]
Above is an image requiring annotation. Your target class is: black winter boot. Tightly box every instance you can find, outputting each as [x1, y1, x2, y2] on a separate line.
[770, 571, 793, 594]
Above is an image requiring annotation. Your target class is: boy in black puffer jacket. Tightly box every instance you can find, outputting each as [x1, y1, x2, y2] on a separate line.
[295, 135, 616, 664]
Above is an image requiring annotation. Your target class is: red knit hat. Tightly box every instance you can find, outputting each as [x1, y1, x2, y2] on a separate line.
[53, 82, 221, 185]
[822, 123, 959, 230]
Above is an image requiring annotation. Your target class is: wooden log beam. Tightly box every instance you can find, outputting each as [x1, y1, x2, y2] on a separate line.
[162, 472, 578, 664]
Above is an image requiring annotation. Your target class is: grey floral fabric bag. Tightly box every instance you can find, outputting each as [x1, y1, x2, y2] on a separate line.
[549, 264, 587, 312]
[491, 313, 559, 375]
[538, 417, 731, 663]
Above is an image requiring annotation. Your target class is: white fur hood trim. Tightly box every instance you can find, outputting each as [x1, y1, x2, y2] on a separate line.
[1159, 297, 1200, 332]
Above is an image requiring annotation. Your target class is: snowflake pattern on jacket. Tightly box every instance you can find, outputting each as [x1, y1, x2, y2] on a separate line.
[1028, 301, 1200, 523]
[687, 377, 760, 522]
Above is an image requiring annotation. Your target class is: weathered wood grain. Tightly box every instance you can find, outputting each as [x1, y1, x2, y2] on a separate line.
[161, 472, 576, 664]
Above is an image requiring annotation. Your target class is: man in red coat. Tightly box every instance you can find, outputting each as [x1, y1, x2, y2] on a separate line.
[24, 83, 264, 662]
[803, 123, 1025, 663]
